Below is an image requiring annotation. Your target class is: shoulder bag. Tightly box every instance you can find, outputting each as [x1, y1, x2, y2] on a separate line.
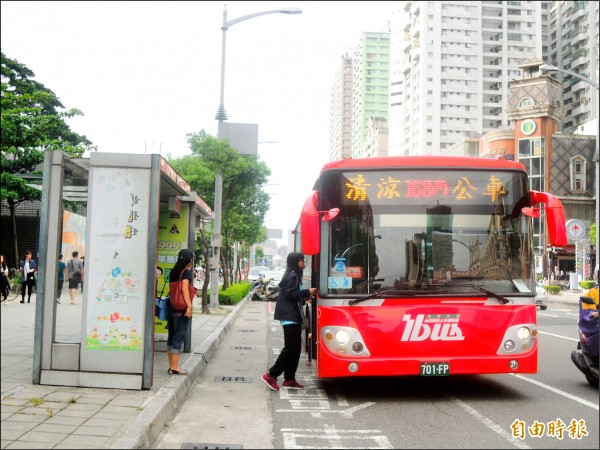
[169, 269, 197, 313]
[155, 281, 169, 321]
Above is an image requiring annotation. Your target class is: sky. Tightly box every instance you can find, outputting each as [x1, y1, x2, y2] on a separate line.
[0, 1, 396, 237]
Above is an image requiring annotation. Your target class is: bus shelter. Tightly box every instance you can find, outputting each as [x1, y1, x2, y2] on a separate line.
[32, 151, 211, 390]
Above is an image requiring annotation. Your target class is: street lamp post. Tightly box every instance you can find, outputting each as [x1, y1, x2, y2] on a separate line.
[210, 4, 302, 308]
[214, 4, 302, 126]
[539, 63, 599, 279]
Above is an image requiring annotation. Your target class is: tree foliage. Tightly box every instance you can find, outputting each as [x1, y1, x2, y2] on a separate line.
[1, 51, 94, 265]
[169, 130, 270, 290]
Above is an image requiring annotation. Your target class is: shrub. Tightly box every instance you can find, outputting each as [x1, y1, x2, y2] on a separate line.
[208, 282, 252, 305]
[579, 280, 596, 290]
[543, 285, 561, 295]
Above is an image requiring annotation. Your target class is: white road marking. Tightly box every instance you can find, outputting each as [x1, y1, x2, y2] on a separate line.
[276, 401, 375, 418]
[281, 424, 393, 449]
[452, 397, 532, 449]
[511, 374, 599, 410]
[537, 313, 560, 317]
[538, 330, 578, 342]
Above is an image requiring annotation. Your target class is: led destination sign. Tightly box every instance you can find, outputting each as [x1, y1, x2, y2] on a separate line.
[335, 170, 525, 207]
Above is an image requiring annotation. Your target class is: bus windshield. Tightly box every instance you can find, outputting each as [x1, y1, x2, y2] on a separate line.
[317, 168, 534, 297]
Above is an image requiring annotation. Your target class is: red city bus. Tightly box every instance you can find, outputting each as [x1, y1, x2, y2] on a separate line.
[296, 156, 567, 379]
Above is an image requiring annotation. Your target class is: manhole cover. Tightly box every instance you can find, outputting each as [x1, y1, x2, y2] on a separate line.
[181, 444, 242, 449]
[238, 329, 257, 332]
[214, 376, 252, 383]
[230, 346, 256, 350]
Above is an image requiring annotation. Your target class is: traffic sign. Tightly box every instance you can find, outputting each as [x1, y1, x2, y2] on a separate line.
[566, 219, 586, 241]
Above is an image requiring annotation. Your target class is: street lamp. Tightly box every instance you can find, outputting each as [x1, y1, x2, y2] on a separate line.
[539, 63, 599, 278]
[210, 4, 302, 308]
[215, 5, 302, 125]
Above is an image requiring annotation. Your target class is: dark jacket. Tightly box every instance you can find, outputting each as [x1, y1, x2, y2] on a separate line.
[273, 269, 310, 323]
[20, 259, 37, 282]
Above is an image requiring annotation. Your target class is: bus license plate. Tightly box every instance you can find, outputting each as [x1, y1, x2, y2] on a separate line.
[420, 362, 450, 376]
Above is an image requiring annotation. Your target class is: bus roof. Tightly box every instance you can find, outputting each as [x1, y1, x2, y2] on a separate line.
[321, 156, 526, 174]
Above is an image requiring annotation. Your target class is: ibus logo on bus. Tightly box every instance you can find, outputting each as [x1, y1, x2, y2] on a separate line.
[402, 314, 465, 342]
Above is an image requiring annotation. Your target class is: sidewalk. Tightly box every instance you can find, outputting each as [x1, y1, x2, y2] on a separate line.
[546, 288, 584, 306]
[1, 288, 584, 449]
[1, 291, 244, 449]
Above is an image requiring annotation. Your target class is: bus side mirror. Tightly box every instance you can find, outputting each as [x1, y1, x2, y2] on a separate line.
[301, 192, 320, 255]
[529, 191, 568, 247]
[322, 208, 339, 221]
[521, 207, 540, 218]
[300, 193, 340, 255]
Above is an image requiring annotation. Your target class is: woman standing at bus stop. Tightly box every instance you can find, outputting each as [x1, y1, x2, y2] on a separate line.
[166, 249, 195, 375]
[262, 252, 316, 391]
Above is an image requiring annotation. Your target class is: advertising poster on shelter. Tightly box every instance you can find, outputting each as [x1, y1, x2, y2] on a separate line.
[85, 168, 149, 351]
[155, 202, 189, 337]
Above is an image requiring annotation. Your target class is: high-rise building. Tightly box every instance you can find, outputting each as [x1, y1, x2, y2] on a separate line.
[351, 29, 391, 158]
[544, 0, 599, 133]
[328, 51, 354, 161]
[330, 1, 597, 160]
[389, 1, 544, 156]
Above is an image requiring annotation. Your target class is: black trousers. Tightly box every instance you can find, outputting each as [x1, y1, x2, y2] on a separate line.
[57, 279, 64, 299]
[268, 323, 302, 381]
[21, 278, 34, 300]
[0, 273, 9, 299]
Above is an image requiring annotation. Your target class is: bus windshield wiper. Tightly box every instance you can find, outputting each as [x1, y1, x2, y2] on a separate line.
[348, 288, 447, 306]
[441, 282, 510, 304]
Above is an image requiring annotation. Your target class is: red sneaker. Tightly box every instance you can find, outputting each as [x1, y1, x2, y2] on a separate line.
[281, 379, 304, 389]
[261, 373, 279, 391]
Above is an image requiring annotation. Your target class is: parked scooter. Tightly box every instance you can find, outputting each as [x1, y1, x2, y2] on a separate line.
[251, 274, 280, 301]
[570, 284, 599, 387]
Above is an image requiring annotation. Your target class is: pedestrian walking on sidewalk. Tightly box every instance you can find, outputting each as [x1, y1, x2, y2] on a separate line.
[19, 250, 36, 303]
[80, 256, 85, 293]
[262, 252, 315, 391]
[167, 248, 194, 375]
[68, 251, 84, 304]
[0, 255, 9, 301]
[56, 254, 66, 303]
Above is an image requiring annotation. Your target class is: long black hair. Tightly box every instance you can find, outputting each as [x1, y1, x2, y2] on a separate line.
[170, 249, 194, 282]
[278, 252, 305, 288]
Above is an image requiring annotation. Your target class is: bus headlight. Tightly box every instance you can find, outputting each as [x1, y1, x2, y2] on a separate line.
[497, 323, 537, 355]
[517, 327, 530, 340]
[504, 340, 515, 352]
[335, 329, 350, 345]
[320, 326, 370, 357]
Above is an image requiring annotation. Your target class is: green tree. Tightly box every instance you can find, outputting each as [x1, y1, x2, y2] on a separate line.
[169, 130, 269, 293]
[1, 52, 94, 265]
[255, 246, 265, 262]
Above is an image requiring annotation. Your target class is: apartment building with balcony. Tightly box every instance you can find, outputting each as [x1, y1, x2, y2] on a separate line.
[328, 51, 354, 161]
[351, 29, 391, 158]
[545, 0, 599, 133]
[389, 1, 543, 156]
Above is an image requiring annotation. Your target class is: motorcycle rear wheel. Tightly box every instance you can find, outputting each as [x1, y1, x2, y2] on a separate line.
[585, 372, 599, 387]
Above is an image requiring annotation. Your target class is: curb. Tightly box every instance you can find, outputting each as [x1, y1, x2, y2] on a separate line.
[546, 294, 580, 306]
[111, 296, 249, 449]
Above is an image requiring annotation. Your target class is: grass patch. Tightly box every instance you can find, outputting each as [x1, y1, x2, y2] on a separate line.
[68, 397, 77, 404]
[29, 397, 44, 407]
